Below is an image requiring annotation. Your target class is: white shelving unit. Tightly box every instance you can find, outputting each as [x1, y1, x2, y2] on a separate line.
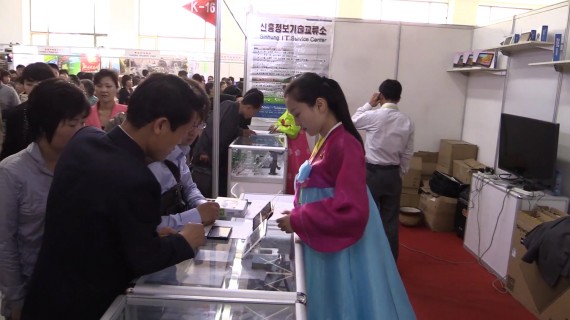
[447, 67, 507, 75]
[528, 60, 570, 72]
[489, 41, 554, 56]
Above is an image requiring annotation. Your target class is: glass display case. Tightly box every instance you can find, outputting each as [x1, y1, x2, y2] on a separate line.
[102, 195, 307, 319]
[228, 134, 288, 196]
[102, 295, 297, 320]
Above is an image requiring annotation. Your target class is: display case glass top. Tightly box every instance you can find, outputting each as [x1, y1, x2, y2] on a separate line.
[103, 295, 295, 320]
[233, 134, 287, 148]
[135, 226, 296, 294]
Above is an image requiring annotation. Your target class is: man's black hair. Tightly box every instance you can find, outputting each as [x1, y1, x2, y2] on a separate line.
[22, 62, 56, 83]
[378, 79, 402, 102]
[126, 73, 209, 131]
[223, 85, 242, 97]
[241, 88, 264, 109]
[27, 78, 91, 143]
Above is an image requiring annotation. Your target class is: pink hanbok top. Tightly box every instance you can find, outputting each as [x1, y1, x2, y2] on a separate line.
[84, 103, 127, 129]
[289, 125, 369, 252]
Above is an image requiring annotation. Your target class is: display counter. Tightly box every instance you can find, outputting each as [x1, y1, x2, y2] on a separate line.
[102, 194, 306, 320]
[228, 134, 288, 195]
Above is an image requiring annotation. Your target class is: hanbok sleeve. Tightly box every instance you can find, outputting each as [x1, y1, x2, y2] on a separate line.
[289, 138, 369, 252]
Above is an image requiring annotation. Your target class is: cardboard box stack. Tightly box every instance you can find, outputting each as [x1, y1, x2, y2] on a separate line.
[506, 207, 570, 320]
[414, 151, 438, 181]
[400, 157, 422, 208]
[418, 185, 458, 232]
[436, 140, 478, 176]
[452, 159, 487, 184]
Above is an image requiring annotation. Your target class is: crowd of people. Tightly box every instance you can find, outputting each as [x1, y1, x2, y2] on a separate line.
[0, 62, 417, 319]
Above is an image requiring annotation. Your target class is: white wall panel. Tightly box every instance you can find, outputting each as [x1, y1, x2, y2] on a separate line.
[398, 24, 473, 151]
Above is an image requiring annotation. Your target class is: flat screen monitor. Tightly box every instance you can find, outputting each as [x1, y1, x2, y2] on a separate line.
[498, 113, 559, 189]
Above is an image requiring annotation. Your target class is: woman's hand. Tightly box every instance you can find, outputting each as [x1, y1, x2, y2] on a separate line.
[268, 125, 278, 134]
[277, 211, 294, 233]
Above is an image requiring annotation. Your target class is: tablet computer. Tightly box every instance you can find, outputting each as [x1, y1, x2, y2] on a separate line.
[207, 226, 232, 240]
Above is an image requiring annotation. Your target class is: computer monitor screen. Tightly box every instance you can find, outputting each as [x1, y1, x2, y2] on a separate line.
[498, 113, 559, 189]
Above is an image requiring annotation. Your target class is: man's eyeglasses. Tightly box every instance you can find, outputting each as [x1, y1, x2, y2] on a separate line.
[193, 123, 207, 130]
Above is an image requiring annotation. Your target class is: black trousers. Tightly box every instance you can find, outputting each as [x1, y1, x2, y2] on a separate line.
[366, 163, 402, 261]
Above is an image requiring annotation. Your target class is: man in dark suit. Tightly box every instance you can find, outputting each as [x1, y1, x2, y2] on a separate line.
[0, 62, 55, 161]
[22, 74, 209, 319]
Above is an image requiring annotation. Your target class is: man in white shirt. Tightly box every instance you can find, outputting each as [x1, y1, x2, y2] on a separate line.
[352, 79, 414, 261]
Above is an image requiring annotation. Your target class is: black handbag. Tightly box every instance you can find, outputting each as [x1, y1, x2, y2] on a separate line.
[429, 171, 467, 198]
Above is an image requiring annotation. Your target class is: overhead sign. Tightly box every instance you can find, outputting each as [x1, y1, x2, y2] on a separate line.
[183, 0, 216, 26]
[38, 46, 71, 55]
[125, 49, 160, 59]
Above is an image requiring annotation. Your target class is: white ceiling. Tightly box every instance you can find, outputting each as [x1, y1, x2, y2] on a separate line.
[480, 0, 565, 9]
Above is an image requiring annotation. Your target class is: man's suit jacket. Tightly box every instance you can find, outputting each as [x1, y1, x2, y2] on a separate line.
[22, 126, 194, 320]
[0, 102, 29, 161]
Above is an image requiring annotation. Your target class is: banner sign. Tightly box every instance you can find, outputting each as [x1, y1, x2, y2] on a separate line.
[246, 15, 334, 118]
[38, 46, 71, 55]
[183, 0, 216, 26]
[125, 49, 160, 59]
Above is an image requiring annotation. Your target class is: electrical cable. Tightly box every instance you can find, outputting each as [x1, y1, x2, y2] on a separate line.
[400, 243, 474, 265]
[479, 189, 511, 261]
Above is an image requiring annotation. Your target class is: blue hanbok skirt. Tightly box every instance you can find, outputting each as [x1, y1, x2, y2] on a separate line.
[301, 187, 416, 320]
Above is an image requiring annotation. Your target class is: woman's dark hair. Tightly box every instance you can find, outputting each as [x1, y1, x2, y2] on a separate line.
[285, 72, 364, 149]
[69, 74, 80, 86]
[93, 69, 119, 88]
[22, 62, 56, 83]
[191, 73, 204, 83]
[80, 79, 95, 97]
[379, 79, 402, 102]
[241, 88, 264, 109]
[127, 73, 209, 131]
[223, 85, 242, 97]
[27, 78, 90, 143]
[1, 69, 10, 78]
[132, 75, 141, 86]
[182, 78, 210, 121]
[121, 74, 132, 88]
[205, 82, 214, 96]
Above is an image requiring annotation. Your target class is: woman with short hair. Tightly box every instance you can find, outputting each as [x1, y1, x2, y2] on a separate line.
[0, 79, 90, 319]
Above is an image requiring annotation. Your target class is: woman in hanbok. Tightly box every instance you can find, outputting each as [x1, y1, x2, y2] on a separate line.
[276, 73, 415, 320]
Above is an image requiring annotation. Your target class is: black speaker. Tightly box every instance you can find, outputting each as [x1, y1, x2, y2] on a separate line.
[455, 186, 471, 238]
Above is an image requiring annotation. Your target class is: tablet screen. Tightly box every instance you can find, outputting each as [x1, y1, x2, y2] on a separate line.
[207, 226, 232, 240]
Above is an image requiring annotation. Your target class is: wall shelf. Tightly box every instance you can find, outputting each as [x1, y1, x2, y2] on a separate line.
[447, 67, 507, 75]
[528, 60, 570, 72]
[489, 41, 554, 56]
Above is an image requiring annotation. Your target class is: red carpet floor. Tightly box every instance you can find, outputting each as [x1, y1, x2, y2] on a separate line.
[398, 225, 536, 320]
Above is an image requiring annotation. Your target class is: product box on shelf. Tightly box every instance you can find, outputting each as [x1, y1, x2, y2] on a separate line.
[452, 159, 487, 184]
[418, 186, 458, 232]
[553, 34, 562, 61]
[540, 25, 548, 42]
[436, 140, 478, 176]
[506, 208, 570, 320]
